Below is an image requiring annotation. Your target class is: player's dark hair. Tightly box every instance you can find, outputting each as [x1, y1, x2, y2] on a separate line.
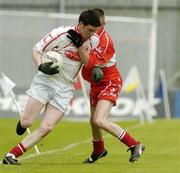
[93, 8, 105, 18]
[79, 10, 101, 27]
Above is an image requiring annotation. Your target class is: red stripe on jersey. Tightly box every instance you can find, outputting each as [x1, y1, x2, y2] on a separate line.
[42, 32, 67, 51]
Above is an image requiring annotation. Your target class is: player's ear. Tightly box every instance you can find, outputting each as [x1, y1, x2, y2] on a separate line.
[78, 22, 85, 28]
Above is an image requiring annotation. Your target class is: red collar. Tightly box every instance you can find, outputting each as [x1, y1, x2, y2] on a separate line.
[97, 27, 105, 36]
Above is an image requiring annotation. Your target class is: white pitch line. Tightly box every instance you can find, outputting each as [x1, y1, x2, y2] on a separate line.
[0, 123, 144, 164]
[61, 142, 80, 151]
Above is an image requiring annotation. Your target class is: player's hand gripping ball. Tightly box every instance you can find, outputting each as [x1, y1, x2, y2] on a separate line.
[39, 51, 63, 75]
[42, 51, 63, 69]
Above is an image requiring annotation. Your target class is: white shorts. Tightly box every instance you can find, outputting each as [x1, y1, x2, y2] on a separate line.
[27, 73, 74, 113]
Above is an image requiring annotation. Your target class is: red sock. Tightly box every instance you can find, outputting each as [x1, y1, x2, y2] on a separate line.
[119, 131, 139, 147]
[10, 143, 27, 158]
[92, 138, 104, 155]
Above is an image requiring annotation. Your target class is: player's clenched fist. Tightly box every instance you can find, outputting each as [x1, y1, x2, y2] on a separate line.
[67, 29, 83, 48]
[38, 62, 59, 75]
[92, 66, 103, 83]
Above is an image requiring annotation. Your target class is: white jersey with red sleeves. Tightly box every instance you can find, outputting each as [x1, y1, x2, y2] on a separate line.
[34, 25, 99, 84]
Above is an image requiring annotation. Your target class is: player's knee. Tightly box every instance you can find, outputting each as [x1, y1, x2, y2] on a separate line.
[93, 117, 105, 128]
[38, 124, 54, 137]
[89, 117, 94, 125]
[21, 118, 33, 128]
[90, 117, 100, 128]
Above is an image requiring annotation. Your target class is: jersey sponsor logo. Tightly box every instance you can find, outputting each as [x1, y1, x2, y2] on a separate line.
[65, 51, 80, 61]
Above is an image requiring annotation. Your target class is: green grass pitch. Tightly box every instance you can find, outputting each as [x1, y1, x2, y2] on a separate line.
[0, 118, 180, 173]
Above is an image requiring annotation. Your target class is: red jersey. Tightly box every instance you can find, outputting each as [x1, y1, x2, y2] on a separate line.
[82, 27, 121, 83]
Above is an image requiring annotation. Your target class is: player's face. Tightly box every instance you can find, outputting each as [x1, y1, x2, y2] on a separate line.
[97, 16, 105, 32]
[78, 23, 100, 40]
[100, 16, 105, 26]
